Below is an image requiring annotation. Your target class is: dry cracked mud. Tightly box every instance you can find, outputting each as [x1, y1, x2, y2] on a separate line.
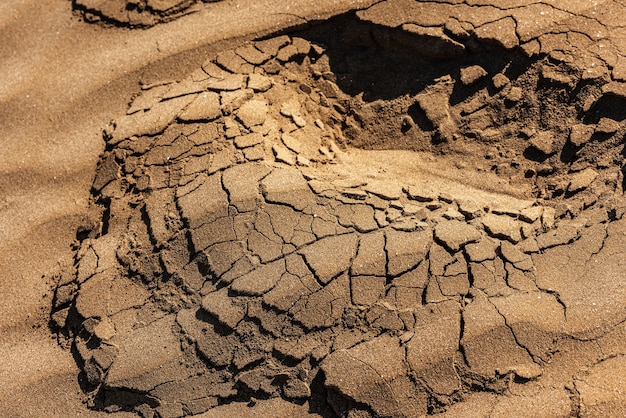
[51, 1, 626, 417]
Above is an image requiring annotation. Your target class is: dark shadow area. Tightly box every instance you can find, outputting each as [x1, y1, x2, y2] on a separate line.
[559, 141, 578, 164]
[582, 94, 626, 124]
[523, 146, 550, 163]
[293, 13, 535, 104]
[407, 102, 434, 132]
[94, 388, 159, 413]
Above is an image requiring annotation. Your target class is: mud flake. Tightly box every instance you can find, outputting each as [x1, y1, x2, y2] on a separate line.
[106, 95, 195, 145]
[281, 132, 301, 154]
[352, 230, 386, 277]
[464, 235, 499, 262]
[528, 131, 556, 156]
[292, 273, 350, 329]
[263, 204, 299, 244]
[519, 206, 543, 224]
[393, 261, 429, 290]
[569, 123, 594, 147]
[215, 50, 253, 74]
[408, 300, 461, 395]
[399, 23, 465, 59]
[221, 88, 254, 114]
[260, 166, 317, 210]
[540, 64, 577, 87]
[177, 173, 228, 229]
[176, 261, 204, 292]
[276, 44, 300, 62]
[200, 288, 244, 330]
[243, 144, 266, 162]
[500, 241, 534, 271]
[366, 304, 404, 331]
[273, 333, 322, 363]
[434, 219, 482, 252]
[575, 356, 626, 416]
[128, 84, 170, 114]
[490, 292, 564, 360]
[222, 163, 271, 212]
[444, 251, 468, 277]
[351, 276, 386, 306]
[505, 86, 523, 102]
[386, 228, 432, 277]
[190, 216, 236, 253]
[475, 17, 519, 49]
[236, 99, 268, 129]
[536, 220, 582, 250]
[150, 372, 233, 416]
[364, 181, 402, 201]
[162, 79, 210, 101]
[235, 44, 271, 65]
[505, 264, 537, 292]
[461, 292, 536, 378]
[272, 143, 296, 165]
[208, 147, 236, 174]
[299, 233, 358, 284]
[568, 168, 598, 193]
[405, 185, 437, 202]
[438, 275, 469, 298]
[469, 261, 496, 290]
[144, 189, 176, 244]
[460, 65, 488, 86]
[596, 117, 621, 134]
[481, 213, 522, 243]
[247, 73, 273, 92]
[204, 241, 245, 277]
[322, 334, 415, 418]
[178, 91, 222, 122]
[205, 74, 247, 92]
[415, 91, 457, 142]
[263, 272, 316, 312]
[350, 204, 378, 233]
[247, 229, 283, 263]
[230, 258, 286, 296]
[106, 315, 187, 392]
[255, 35, 290, 57]
[75, 272, 149, 320]
[92, 154, 120, 192]
[492, 72, 510, 90]
[234, 132, 264, 149]
[311, 216, 340, 239]
[428, 242, 454, 278]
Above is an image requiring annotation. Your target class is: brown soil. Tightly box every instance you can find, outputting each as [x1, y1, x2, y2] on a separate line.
[3, 0, 626, 417]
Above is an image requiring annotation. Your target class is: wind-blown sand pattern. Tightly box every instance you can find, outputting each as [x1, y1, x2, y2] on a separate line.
[3, 0, 626, 417]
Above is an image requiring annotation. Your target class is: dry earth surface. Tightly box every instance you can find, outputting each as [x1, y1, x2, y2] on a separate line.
[2, 0, 626, 417]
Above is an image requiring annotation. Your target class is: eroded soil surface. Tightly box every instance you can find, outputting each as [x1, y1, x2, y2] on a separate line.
[52, 1, 626, 417]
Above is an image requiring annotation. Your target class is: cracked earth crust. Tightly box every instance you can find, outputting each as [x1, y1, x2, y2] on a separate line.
[52, 1, 626, 417]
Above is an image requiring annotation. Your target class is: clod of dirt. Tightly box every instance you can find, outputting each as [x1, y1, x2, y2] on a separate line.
[52, 3, 626, 417]
[73, 0, 221, 27]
